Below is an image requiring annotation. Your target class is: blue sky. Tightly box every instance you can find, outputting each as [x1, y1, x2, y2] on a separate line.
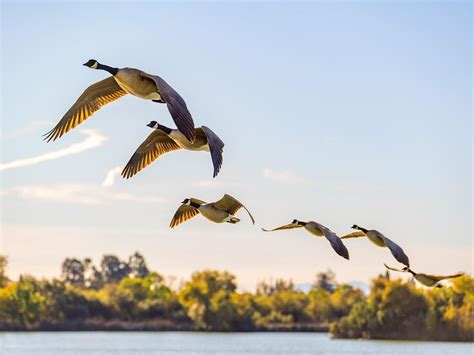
[1, 2, 471, 290]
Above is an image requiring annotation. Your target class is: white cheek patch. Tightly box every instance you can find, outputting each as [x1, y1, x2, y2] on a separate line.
[91, 62, 98, 69]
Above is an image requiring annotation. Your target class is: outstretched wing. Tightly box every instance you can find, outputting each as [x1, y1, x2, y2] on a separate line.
[169, 205, 200, 228]
[200, 126, 225, 178]
[378, 233, 410, 267]
[384, 263, 408, 273]
[142, 74, 196, 143]
[122, 130, 181, 179]
[424, 272, 464, 282]
[44, 77, 127, 142]
[340, 231, 366, 239]
[213, 194, 255, 224]
[320, 227, 350, 260]
[261, 223, 303, 232]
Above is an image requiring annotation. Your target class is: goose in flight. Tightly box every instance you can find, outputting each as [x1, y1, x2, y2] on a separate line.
[44, 59, 195, 143]
[384, 264, 463, 288]
[122, 121, 224, 179]
[170, 194, 255, 228]
[341, 225, 409, 267]
[262, 220, 350, 260]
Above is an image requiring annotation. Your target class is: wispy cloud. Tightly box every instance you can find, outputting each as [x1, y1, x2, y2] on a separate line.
[8, 184, 165, 205]
[262, 168, 307, 184]
[0, 129, 107, 172]
[5, 120, 55, 139]
[101, 166, 123, 187]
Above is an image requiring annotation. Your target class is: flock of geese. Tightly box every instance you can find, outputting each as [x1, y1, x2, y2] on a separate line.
[44, 60, 464, 288]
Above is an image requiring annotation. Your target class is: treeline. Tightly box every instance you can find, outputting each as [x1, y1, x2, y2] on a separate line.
[0, 254, 472, 341]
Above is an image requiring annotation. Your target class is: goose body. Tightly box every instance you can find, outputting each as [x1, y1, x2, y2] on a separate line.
[114, 68, 164, 100]
[122, 121, 224, 179]
[384, 264, 463, 288]
[44, 59, 195, 143]
[170, 194, 255, 228]
[341, 225, 409, 267]
[262, 220, 350, 260]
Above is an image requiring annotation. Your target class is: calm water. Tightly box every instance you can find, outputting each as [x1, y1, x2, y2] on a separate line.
[0, 332, 471, 355]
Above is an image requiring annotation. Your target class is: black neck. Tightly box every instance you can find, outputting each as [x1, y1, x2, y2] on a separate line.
[157, 124, 172, 135]
[356, 226, 368, 233]
[296, 221, 307, 226]
[190, 201, 201, 209]
[97, 63, 118, 76]
[407, 269, 416, 276]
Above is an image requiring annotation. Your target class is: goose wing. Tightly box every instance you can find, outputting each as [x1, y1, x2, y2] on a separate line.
[423, 272, 464, 282]
[44, 77, 127, 142]
[142, 74, 196, 143]
[384, 263, 408, 273]
[200, 126, 224, 178]
[261, 223, 303, 232]
[213, 194, 255, 224]
[377, 232, 410, 267]
[170, 204, 200, 228]
[319, 225, 350, 260]
[122, 130, 181, 179]
[340, 231, 366, 239]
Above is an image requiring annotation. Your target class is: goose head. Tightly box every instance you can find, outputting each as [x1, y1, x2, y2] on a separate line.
[292, 219, 306, 226]
[147, 121, 159, 129]
[182, 198, 191, 205]
[351, 224, 359, 229]
[83, 59, 99, 69]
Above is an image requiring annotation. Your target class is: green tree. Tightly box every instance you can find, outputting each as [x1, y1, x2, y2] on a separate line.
[0, 256, 9, 287]
[179, 270, 237, 330]
[101, 255, 130, 284]
[128, 252, 149, 278]
[61, 258, 85, 287]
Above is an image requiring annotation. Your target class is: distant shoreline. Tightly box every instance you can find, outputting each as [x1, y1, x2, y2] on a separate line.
[0, 321, 329, 333]
[1, 328, 473, 343]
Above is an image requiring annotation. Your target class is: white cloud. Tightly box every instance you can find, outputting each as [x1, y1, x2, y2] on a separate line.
[6, 120, 55, 139]
[262, 168, 306, 184]
[0, 129, 107, 171]
[7, 183, 166, 205]
[101, 166, 123, 187]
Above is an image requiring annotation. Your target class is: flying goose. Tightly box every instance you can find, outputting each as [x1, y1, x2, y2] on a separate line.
[341, 225, 409, 267]
[384, 264, 464, 288]
[44, 59, 195, 143]
[122, 121, 224, 179]
[170, 194, 255, 228]
[262, 220, 350, 260]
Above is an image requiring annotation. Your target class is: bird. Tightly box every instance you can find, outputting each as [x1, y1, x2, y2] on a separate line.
[341, 225, 409, 267]
[262, 220, 350, 260]
[170, 194, 255, 228]
[44, 59, 195, 143]
[384, 264, 463, 288]
[122, 121, 224, 179]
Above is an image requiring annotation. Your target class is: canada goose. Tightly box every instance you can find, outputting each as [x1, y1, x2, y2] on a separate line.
[262, 220, 349, 260]
[122, 121, 224, 179]
[384, 264, 464, 288]
[341, 225, 409, 267]
[170, 194, 255, 228]
[44, 59, 195, 142]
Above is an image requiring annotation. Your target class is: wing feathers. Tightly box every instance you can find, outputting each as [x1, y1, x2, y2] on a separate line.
[122, 130, 181, 179]
[44, 77, 127, 142]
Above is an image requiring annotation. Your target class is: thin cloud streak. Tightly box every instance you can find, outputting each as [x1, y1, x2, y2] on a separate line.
[102, 166, 123, 187]
[0, 129, 107, 171]
[8, 184, 166, 205]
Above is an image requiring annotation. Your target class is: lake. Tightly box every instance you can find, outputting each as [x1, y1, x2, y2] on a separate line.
[0, 332, 471, 355]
